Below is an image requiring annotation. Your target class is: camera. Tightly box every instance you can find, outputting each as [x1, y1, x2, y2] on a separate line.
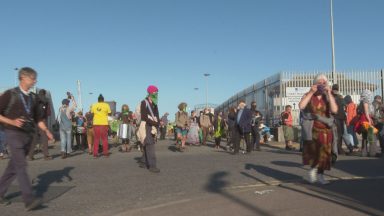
[317, 84, 325, 93]
[67, 92, 72, 99]
[20, 117, 36, 134]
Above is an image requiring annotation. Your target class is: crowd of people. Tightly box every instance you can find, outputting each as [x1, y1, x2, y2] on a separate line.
[0, 67, 162, 209]
[1, 69, 384, 210]
[167, 98, 273, 155]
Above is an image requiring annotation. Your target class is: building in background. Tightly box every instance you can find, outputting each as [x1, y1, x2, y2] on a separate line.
[194, 103, 217, 116]
[215, 70, 384, 128]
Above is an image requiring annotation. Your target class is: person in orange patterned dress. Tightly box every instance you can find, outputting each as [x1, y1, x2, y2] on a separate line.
[299, 74, 338, 185]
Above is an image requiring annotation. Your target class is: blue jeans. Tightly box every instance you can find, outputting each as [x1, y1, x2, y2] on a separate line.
[347, 125, 359, 147]
[60, 128, 72, 153]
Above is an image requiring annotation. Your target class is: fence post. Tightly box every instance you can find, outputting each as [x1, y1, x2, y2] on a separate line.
[381, 69, 384, 99]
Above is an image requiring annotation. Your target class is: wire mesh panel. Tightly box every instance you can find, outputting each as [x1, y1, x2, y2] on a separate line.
[216, 70, 383, 127]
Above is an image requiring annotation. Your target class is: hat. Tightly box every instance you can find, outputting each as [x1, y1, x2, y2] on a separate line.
[332, 84, 339, 91]
[62, 99, 70, 105]
[147, 85, 158, 94]
[178, 102, 187, 111]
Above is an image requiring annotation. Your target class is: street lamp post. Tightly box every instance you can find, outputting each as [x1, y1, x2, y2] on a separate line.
[330, 0, 337, 84]
[203, 73, 210, 108]
[193, 87, 199, 112]
[14, 68, 18, 86]
[88, 92, 93, 110]
[77, 80, 83, 112]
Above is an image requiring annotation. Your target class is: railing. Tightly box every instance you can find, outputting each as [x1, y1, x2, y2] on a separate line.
[216, 70, 384, 127]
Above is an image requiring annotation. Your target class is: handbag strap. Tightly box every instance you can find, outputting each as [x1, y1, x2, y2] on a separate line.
[144, 99, 156, 121]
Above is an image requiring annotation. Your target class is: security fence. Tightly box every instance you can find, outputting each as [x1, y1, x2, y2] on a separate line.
[215, 70, 384, 127]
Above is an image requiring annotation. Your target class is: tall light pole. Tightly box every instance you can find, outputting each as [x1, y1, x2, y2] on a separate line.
[14, 68, 19, 86]
[193, 87, 199, 112]
[77, 80, 83, 111]
[330, 0, 337, 84]
[88, 92, 93, 111]
[203, 73, 210, 108]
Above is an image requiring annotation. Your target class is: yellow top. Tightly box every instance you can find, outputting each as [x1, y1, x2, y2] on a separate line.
[91, 102, 111, 125]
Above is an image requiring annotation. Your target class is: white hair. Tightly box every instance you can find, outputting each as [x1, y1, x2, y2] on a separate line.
[313, 74, 328, 85]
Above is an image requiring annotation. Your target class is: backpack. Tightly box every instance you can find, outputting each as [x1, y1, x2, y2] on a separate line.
[36, 94, 50, 120]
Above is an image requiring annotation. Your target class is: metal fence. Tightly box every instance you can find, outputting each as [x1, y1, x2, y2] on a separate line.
[215, 70, 384, 126]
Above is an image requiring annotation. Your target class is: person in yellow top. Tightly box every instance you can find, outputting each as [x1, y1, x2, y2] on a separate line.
[91, 94, 111, 158]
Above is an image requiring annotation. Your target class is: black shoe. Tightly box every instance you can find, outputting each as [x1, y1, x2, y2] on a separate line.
[25, 198, 43, 211]
[0, 197, 11, 206]
[148, 167, 160, 173]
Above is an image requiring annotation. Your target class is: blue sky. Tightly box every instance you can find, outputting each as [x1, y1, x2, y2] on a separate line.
[1, 0, 383, 119]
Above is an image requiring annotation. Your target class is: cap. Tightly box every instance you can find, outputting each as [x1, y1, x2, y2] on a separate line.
[147, 85, 158, 94]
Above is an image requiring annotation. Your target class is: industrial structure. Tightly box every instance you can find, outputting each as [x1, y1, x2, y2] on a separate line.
[215, 70, 384, 127]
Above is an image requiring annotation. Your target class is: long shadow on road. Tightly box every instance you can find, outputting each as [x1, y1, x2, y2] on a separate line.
[6, 166, 75, 204]
[243, 163, 384, 216]
[34, 166, 75, 198]
[205, 171, 274, 216]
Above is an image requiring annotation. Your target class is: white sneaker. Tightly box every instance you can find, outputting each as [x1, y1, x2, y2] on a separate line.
[317, 174, 330, 185]
[306, 168, 317, 183]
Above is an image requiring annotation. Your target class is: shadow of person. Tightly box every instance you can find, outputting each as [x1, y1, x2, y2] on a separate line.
[168, 145, 179, 152]
[244, 163, 302, 183]
[34, 166, 75, 198]
[271, 160, 303, 168]
[204, 171, 273, 215]
[242, 163, 384, 215]
[5, 167, 75, 204]
[205, 171, 228, 193]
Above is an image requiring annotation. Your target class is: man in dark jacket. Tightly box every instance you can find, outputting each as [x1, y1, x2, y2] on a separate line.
[0, 67, 54, 210]
[28, 89, 52, 160]
[232, 99, 253, 154]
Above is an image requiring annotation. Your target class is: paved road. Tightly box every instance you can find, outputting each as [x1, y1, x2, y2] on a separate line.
[0, 138, 383, 216]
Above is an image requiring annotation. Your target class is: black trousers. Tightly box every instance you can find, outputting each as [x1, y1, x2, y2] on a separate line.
[251, 126, 261, 149]
[0, 129, 34, 204]
[160, 126, 166, 140]
[233, 128, 252, 153]
[143, 125, 157, 168]
[75, 133, 87, 150]
[334, 118, 344, 152]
